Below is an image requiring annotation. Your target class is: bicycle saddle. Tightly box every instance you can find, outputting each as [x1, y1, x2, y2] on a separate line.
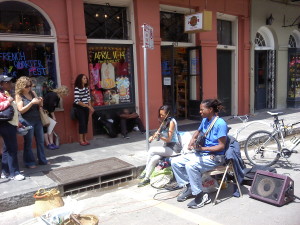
[267, 111, 283, 116]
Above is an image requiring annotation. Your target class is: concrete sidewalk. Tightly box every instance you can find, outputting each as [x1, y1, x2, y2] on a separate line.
[1, 108, 300, 212]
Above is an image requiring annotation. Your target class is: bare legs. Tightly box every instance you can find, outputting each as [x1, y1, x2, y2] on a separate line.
[79, 133, 90, 146]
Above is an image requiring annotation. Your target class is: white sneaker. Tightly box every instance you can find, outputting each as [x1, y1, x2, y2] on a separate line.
[1, 172, 9, 179]
[11, 174, 25, 181]
[133, 126, 139, 131]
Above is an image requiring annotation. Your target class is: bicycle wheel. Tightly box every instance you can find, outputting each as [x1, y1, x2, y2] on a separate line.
[244, 130, 281, 166]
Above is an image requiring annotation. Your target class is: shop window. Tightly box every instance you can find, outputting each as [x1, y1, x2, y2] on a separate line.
[0, 1, 50, 35]
[0, 41, 57, 97]
[217, 20, 232, 45]
[160, 11, 188, 42]
[84, 3, 129, 40]
[289, 35, 296, 48]
[87, 44, 134, 107]
[255, 32, 266, 47]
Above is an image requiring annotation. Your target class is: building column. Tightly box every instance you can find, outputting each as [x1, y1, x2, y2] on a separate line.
[133, 0, 162, 129]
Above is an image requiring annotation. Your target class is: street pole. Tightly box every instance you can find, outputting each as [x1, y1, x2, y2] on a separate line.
[142, 24, 153, 152]
[143, 46, 149, 151]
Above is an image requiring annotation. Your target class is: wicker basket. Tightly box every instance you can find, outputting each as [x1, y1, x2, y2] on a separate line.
[33, 188, 64, 217]
[62, 214, 99, 225]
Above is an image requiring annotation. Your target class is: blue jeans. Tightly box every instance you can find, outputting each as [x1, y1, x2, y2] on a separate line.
[0, 122, 20, 177]
[171, 152, 225, 195]
[23, 118, 48, 166]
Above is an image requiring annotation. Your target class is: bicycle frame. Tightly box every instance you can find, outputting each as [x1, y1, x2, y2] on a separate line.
[229, 115, 272, 141]
[262, 115, 300, 155]
[244, 111, 300, 166]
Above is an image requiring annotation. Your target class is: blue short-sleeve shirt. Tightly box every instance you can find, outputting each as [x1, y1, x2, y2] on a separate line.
[198, 117, 228, 155]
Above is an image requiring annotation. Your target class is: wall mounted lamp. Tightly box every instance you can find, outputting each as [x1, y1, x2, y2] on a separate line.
[266, 14, 274, 25]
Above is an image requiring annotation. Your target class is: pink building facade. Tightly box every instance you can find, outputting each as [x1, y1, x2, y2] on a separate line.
[0, 0, 250, 146]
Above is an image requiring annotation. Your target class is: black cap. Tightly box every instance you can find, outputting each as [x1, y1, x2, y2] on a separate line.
[0, 75, 13, 82]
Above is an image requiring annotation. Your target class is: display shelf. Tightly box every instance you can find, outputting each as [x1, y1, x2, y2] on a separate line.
[176, 79, 187, 118]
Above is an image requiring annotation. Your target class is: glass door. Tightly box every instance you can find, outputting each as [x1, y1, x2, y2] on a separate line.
[187, 47, 202, 120]
[161, 46, 175, 113]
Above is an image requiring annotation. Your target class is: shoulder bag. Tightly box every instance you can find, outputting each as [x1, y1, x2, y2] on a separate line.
[195, 116, 219, 148]
[0, 105, 14, 121]
[39, 107, 50, 127]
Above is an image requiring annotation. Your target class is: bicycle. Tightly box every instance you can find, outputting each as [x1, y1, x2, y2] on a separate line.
[244, 111, 300, 166]
[227, 114, 271, 142]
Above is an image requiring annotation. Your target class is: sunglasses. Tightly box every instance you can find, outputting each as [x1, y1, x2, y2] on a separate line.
[25, 84, 32, 88]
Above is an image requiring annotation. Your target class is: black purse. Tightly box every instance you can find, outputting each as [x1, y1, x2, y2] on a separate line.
[70, 106, 77, 120]
[195, 116, 219, 148]
[0, 105, 14, 121]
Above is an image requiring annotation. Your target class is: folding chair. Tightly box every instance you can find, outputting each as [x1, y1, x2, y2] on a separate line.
[205, 158, 243, 205]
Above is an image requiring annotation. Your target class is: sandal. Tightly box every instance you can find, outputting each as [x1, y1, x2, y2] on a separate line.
[79, 142, 88, 146]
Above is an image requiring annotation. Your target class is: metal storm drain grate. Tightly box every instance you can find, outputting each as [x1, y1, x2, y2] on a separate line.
[47, 157, 134, 196]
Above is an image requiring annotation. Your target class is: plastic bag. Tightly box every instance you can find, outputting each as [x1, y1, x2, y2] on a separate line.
[150, 166, 173, 189]
[202, 174, 219, 193]
[40, 196, 80, 225]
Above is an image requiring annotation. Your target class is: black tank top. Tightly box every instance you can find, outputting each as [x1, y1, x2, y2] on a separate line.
[21, 92, 40, 121]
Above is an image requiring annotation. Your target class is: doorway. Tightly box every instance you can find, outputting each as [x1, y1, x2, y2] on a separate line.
[160, 46, 203, 120]
[254, 50, 276, 110]
[187, 47, 202, 120]
[161, 46, 175, 111]
[217, 50, 232, 116]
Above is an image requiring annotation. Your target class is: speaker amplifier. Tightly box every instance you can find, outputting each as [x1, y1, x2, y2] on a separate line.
[249, 170, 294, 206]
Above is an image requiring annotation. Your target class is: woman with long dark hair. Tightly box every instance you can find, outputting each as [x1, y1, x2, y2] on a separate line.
[171, 99, 228, 209]
[73, 74, 94, 146]
[138, 105, 180, 187]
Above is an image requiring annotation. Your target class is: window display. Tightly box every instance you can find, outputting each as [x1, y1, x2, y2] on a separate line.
[87, 45, 134, 107]
[287, 48, 300, 108]
[0, 41, 57, 97]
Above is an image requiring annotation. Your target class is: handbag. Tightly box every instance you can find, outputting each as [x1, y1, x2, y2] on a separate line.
[33, 188, 64, 217]
[150, 166, 173, 189]
[39, 107, 50, 127]
[0, 105, 14, 121]
[173, 132, 183, 153]
[70, 107, 77, 120]
[195, 116, 219, 148]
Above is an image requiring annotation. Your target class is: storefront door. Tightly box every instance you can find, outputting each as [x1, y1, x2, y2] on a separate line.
[254, 50, 276, 110]
[217, 50, 232, 116]
[161, 46, 175, 113]
[255, 51, 267, 110]
[187, 47, 202, 120]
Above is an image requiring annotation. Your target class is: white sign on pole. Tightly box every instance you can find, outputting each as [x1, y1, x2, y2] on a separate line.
[142, 24, 154, 50]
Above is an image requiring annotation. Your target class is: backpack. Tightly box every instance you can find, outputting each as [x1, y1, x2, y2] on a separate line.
[173, 132, 183, 153]
[99, 119, 118, 138]
[242, 165, 277, 185]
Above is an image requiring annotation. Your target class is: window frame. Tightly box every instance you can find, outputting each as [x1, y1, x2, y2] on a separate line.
[0, 1, 62, 108]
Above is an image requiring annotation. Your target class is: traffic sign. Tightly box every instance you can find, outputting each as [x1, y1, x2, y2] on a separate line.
[142, 24, 154, 50]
